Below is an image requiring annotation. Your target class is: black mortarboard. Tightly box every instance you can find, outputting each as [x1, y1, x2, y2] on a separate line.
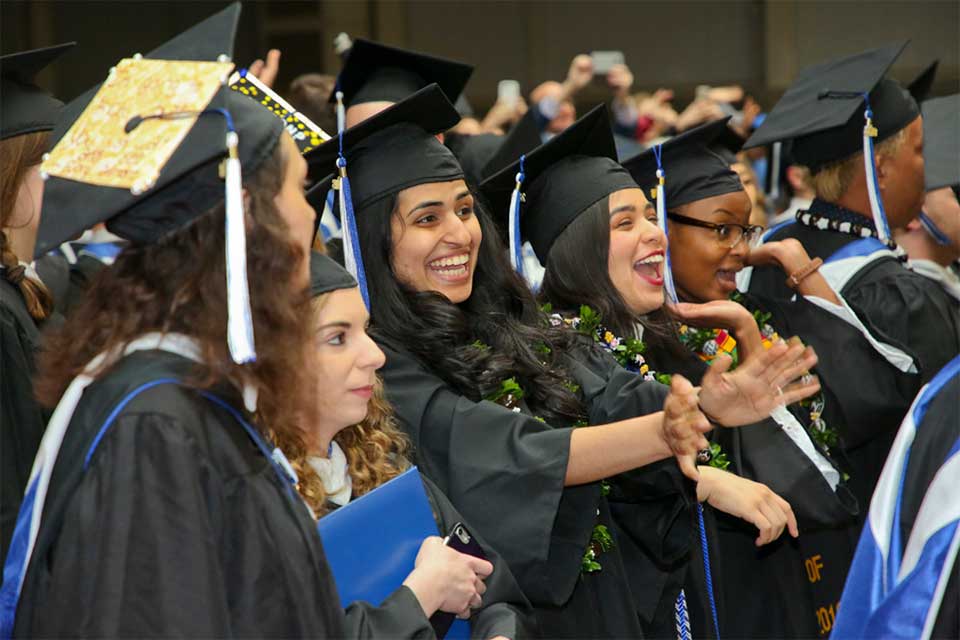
[0, 42, 75, 140]
[310, 250, 357, 297]
[479, 105, 636, 264]
[623, 118, 742, 210]
[921, 94, 959, 191]
[745, 42, 920, 172]
[35, 3, 286, 256]
[710, 124, 747, 165]
[446, 108, 542, 186]
[908, 60, 939, 103]
[331, 38, 473, 108]
[307, 84, 462, 210]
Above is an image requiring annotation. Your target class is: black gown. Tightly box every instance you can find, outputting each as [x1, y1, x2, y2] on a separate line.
[0, 278, 52, 561]
[13, 350, 346, 638]
[377, 335, 691, 639]
[644, 328, 860, 639]
[334, 473, 535, 640]
[749, 210, 960, 387]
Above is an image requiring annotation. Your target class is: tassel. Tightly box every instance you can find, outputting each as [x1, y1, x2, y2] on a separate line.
[768, 141, 782, 202]
[336, 88, 346, 135]
[223, 126, 257, 364]
[508, 155, 526, 279]
[653, 144, 679, 303]
[861, 94, 892, 244]
[335, 129, 370, 309]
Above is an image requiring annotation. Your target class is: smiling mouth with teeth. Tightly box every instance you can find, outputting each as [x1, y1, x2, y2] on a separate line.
[633, 253, 664, 283]
[428, 253, 471, 278]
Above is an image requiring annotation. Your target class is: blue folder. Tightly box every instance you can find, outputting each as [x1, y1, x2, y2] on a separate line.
[317, 466, 470, 639]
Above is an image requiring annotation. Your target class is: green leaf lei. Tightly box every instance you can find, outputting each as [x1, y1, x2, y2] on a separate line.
[478, 338, 614, 575]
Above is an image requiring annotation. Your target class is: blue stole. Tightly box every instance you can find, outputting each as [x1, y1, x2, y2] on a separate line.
[831, 355, 960, 639]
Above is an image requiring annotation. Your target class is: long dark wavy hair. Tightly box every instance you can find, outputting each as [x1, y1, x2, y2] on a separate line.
[36, 138, 316, 450]
[355, 190, 586, 426]
[540, 197, 698, 375]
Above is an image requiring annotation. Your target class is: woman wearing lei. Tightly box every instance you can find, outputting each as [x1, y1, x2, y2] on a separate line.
[532, 116, 861, 639]
[310, 88, 816, 639]
[481, 109, 824, 639]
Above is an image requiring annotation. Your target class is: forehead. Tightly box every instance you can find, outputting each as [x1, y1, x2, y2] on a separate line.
[397, 178, 469, 203]
[315, 287, 367, 324]
[679, 190, 752, 222]
[608, 187, 649, 210]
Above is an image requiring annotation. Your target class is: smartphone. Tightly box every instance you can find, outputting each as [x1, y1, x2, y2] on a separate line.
[497, 79, 520, 107]
[430, 523, 488, 638]
[590, 50, 625, 75]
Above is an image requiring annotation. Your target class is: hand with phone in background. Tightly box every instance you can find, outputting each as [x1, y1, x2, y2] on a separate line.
[430, 522, 491, 637]
[481, 80, 528, 134]
[401, 523, 493, 634]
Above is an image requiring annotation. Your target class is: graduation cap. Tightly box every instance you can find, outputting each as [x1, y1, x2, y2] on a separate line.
[908, 60, 939, 103]
[745, 42, 920, 244]
[447, 108, 542, 186]
[622, 117, 742, 302]
[710, 124, 747, 165]
[310, 250, 357, 297]
[330, 38, 473, 109]
[36, 3, 286, 365]
[479, 105, 636, 275]
[229, 68, 332, 154]
[920, 94, 959, 192]
[1, 42, 75, 140]
[306, 84, 462, 307]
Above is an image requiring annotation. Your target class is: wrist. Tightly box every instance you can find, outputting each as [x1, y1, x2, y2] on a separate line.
[402, 571, 441, 617]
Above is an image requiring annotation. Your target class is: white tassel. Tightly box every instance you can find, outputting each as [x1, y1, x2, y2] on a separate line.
[862, 109, 891, 244]
[224, 131, 257, 364]
[656, 173, 679, 304]
[336, 90, 346, 135]
[508, 183, 523, 275]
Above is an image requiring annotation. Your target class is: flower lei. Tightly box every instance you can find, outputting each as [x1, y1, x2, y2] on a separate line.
[678, 292, 842, 457]
[544, 304, 731, 473]
[471, 339, 613, 574]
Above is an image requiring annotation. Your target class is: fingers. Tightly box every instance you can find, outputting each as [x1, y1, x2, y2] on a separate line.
[756, 499, 787, 546]
[750, 510, 775, 546]
[467, 556, 493, 578]
[779, 495, 800, 538]
[665, 375, 711, 481]
[678, 454, 701, 482]
[778, 376, 822, 406]
[771, 345, 819, 389]
[475, 576, 487, 597]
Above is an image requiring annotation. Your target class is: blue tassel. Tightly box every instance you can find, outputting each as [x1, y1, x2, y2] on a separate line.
[337, 142, 370, 309]
[919, 212, 951, 246]
[861, 94, 893, 244]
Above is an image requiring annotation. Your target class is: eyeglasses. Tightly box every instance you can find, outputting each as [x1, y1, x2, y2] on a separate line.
[667, 212, 764, 248]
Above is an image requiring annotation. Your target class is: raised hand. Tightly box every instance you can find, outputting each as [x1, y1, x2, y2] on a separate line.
[565, 54, 594, 93]
[661, 374, 713, 481]
[248, 48, 281, 88]
[698, 338, 821, 426]
[697, 466, 799, 546]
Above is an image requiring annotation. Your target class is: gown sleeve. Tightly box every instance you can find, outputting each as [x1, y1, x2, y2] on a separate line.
[24, 411, 235, 638]
[343, 588, 435, 640]
[842, 268, 960, 384]
[377, 341, 598, 607]
[0, 305, 46, 561]
[422, 474, 536, 640]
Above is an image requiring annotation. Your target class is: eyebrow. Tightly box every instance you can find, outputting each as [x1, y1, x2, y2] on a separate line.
[711, 208, 740, 220]
[610, 204, 637, 216]
[454, 190, 472, 201]
[318, 321, 351, 331]
[406, 201, 444, 218]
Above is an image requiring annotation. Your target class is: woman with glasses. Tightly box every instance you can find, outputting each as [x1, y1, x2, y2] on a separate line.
[482, 113, 833, 639]
[504, 117, 862, 639]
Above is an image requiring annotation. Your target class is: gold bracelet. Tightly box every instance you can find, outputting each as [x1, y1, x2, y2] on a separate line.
[786, 257, 824, 289]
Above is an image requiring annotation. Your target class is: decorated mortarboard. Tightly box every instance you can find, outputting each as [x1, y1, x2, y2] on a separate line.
[306, 84, 462, 308]
[0, 42, 76, 140]
[480, 105, 636, 271]
[622, 117, 742, 302]
[908, 60, 939, 103]
[229, 68, 331, 154]
[330, 38, 473, 109]
[36, 2, 285, 366]
[920, 94, 959, 192]
[745, 41, 919, 245]
[310, 250, 357, 297]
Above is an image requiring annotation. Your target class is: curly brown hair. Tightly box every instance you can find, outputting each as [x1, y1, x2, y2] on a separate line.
[1, 132, 54, 320]
[34, 136, 316, 453]
[282, 294, 411, 517]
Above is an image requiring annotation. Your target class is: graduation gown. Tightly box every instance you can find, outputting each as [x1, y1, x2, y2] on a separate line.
[13, 350, 346, 638]
[0, 279, 50, 561]
[337, 473, 535, 640]
[377, 335, 686, 639]
[749, 214, 960, 386]
[644, 333, 860, 638]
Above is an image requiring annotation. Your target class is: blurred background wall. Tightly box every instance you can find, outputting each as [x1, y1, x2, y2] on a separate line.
[3, 0, 958, 111]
